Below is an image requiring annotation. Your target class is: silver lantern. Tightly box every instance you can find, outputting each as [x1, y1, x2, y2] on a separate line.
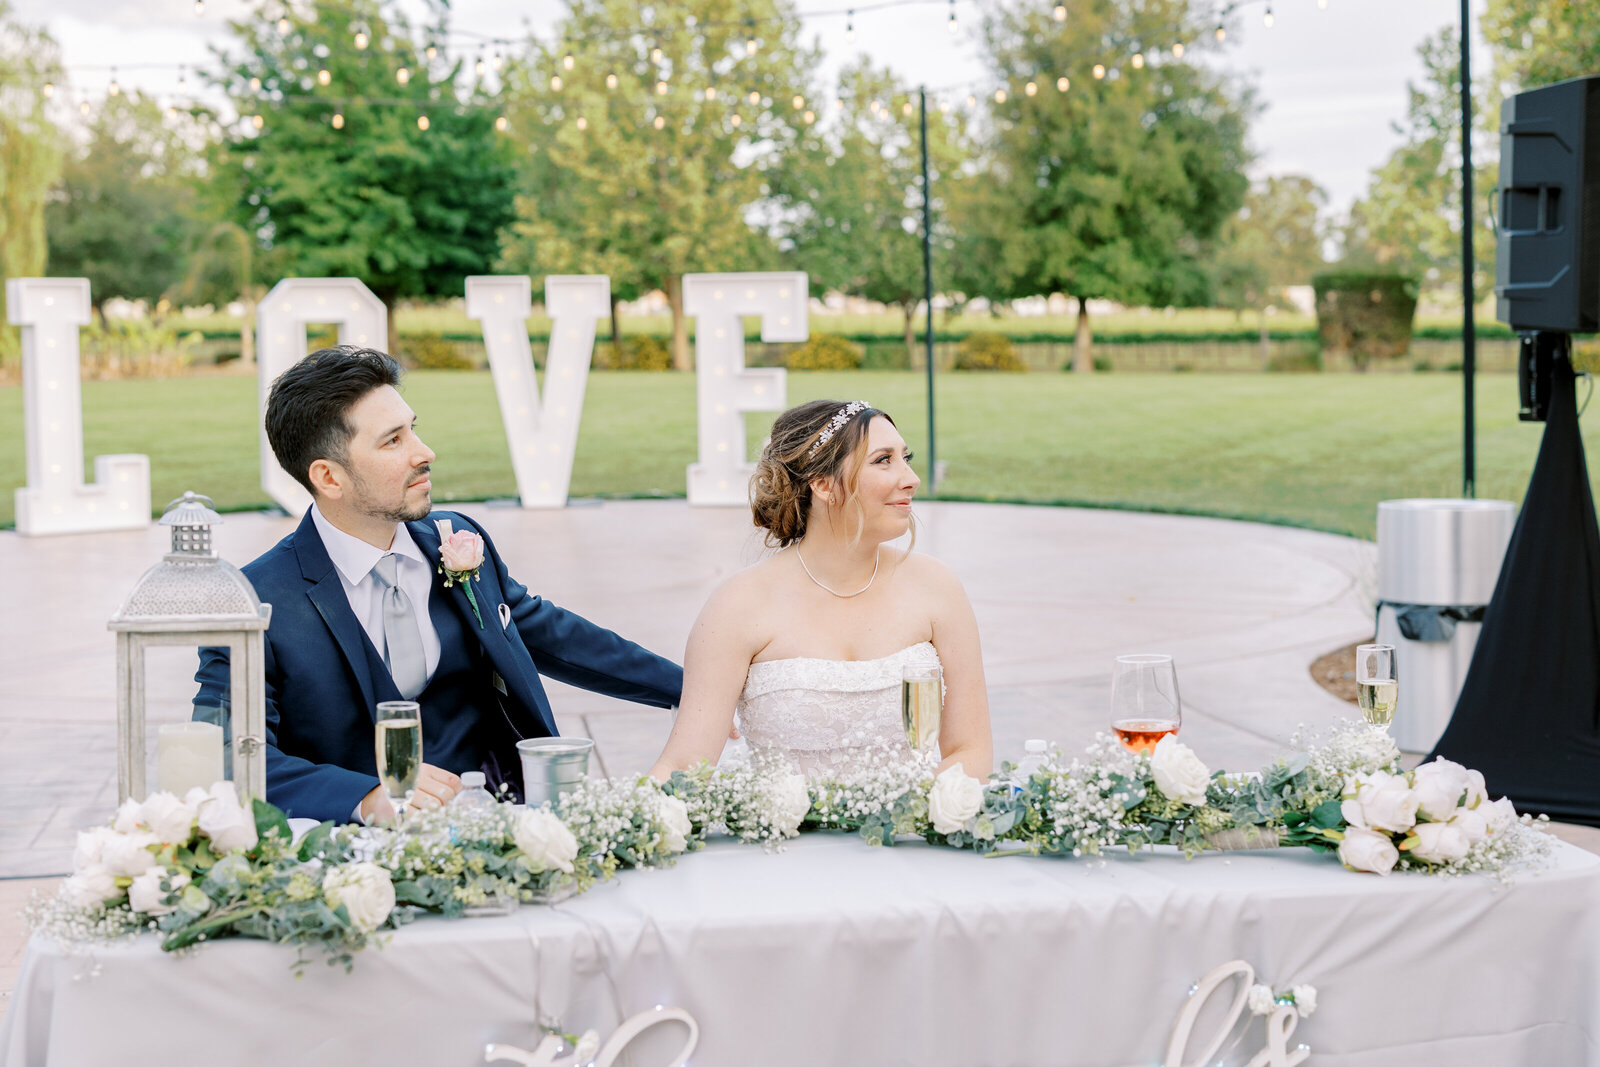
[108, 492, 272, 802]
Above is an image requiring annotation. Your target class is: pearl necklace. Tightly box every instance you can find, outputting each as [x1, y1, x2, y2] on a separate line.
[795, 545, 880, 598]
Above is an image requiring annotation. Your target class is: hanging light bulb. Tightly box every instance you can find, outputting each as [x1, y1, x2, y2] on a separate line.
[1057, 76, 1069, 91]
[656, 80, 669, 95]
[730, 113, 742, 127]
[804, 109, 815, 123]
[1027, 80, 1040, 96]
[1131, 53, 1144, 69]
[475, 54, 486, 77]
[417, 114, 429, 130]
[317, 68, 331, 86]
[903, 100, 914, 115]
[947, 0, 957, 34]
[994, 87, 1007, 103]
[653, 115, 665, 129]
[705, 86, 717, 101]
[251, 113, 264, 130]
[846, 11, 855, 40]
[79, 100, 90, 115]
[651, 46, 664, 63]
[746, 35, 758, 56]
[426, 44, 438, 60]
[249, 76, 261, 92]
[1318, 0, 1328, 8]
[1054, 4, 1066, 20]
[166, 105, 178, 119]
[396, 67, 410, 85]
[562, 52, 574, 70]
[834, 96, 844, 110]
[331, 112, 344, 129]
[1263, 7, 1274, 27]
[194, 0, 204, 14]
[354, 29, 369, 50]
[966, 93, 976, 108]
[108, 69, 120, 96]
[939, 98, 950, 113]
[551, 75, 563, 91]
[1215, 24, 1226, 41]
[1172, 41, 1185, 58]
[277, 15, 290, 34]
[606, 72, 618, 89]
[494, 51, 505, 72]
[1092, 63, 1105, 79]
[494, 114, 509, 132]
[792, 94, 804, 109]
[748, 90, 760, 105]
[575, 116, 587, 130]
[178, 66, 187, 87]
[42, 81, 54, 98]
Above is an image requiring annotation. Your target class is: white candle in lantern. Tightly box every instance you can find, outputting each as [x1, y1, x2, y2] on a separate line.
[157, 721, 224, 796]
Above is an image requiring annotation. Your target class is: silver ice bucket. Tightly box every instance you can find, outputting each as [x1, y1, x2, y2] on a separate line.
[516, 737, 594, 808]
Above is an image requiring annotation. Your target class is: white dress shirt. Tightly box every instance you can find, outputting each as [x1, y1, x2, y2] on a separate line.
[311, 505, 442, 684]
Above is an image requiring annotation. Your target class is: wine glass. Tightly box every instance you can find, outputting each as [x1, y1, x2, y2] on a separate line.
[374, 700, 423, 826]
[1355, 644, 1398, 731]
[1110, 653, 1181, 754]
[901, 663, 943, 752]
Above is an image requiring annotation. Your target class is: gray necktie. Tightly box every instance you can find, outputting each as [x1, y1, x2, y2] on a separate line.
[371, 554, 427, 699]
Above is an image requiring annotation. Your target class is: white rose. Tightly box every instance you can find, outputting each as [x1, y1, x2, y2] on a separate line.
[1410, 821, 1471, 865]
[1342, 771, 1418, 833]
[1410, 760, 1470, 822]
[102, 829, 162, 877]
[128, 867, 191, 917]
[1150, 736, 1211, 807]
[139, 791, 200, 846]
[113, 797, 144, 834]
[62, 865, 123, 909]
[321, 862, 395, 933]
[768, 773, 812, 836]
[1337, 826, 1400, 875]
[655, 794, 693, 854]
[1247, 984, 1277, 1016]
[1463, 769, 1488, 809]
[512, 809, 579, 874]
[1291, 985, 1318, 1017]
[1483, 796, 1520, 834]
[927, 764, 985, 834]
[196, 782, 259, 854]
[1448, 806, 1489, 845]
[73, 826, 121, 870]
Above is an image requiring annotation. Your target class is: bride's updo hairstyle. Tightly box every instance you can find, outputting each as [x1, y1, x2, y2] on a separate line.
[751, 398, 894, 548]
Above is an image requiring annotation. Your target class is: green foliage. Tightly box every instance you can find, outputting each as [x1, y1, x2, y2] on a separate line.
[785, 334, 863, 370]
[208, 1, 517, 348]
[1213, 176, 1329, 312]
[954, 331, 1025, 372]
[399, 332, 472, 370]
[0, 3, 64, 365]
[80, 316, 200, 379]
[1313, 271, 1421, 369]
[595, 335, 672, 371]
[1485, 0, 1600, 94]
[1265, 347, 1324, 374]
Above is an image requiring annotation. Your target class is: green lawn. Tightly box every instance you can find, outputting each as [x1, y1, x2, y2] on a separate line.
[0, 370, 1582, 538]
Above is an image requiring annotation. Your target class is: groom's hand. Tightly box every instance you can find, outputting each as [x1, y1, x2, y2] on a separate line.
[358, 764, 463, 823]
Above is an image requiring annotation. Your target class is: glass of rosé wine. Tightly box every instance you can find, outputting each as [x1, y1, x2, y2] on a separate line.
[1110, 653, 1181, 754]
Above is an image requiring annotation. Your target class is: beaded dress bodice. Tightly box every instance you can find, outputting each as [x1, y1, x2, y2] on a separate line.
[734, 642, 941, 776]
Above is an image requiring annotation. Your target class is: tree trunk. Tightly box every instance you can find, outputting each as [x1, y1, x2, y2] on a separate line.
[902, 300, 917, 369]
[239, 293, 257, 368]
[610, 295, 622, 345]
[382, 292, 400, 358]
[1072, 296, 1093, 373]
[666, 274, 690, 371]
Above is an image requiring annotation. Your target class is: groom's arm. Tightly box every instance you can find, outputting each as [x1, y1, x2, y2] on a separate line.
[459, 516, 683, 708]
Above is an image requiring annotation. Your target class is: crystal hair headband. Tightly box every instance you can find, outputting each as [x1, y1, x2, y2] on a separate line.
[807, 400, 873, 458]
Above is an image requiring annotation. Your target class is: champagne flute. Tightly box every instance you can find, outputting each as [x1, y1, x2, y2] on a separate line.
[374, 700, 423, 826]
[1110, 653, 1181, 754]
[901, 664, 943, 752]
[1355, 644, 1398, 731]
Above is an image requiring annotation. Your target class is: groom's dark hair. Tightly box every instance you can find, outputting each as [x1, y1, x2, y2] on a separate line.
[266, 346, 403, 495]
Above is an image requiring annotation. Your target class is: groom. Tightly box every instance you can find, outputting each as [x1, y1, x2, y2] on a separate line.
[195, 346, 683, 824]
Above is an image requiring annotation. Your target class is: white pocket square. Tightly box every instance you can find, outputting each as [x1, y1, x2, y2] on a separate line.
[498, 603, 512, 629]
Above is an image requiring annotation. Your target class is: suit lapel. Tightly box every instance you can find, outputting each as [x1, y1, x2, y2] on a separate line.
[295, 511, 380, 717]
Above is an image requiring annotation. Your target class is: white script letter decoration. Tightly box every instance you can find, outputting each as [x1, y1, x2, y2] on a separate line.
[682, 272, 804, 506]
[8, 278, 151, 536]
[1165, 960, 1310, 1067]
[484, 1005, 698, 1067]
[255, 278, 387, 516]
[465, 275, 603, 508]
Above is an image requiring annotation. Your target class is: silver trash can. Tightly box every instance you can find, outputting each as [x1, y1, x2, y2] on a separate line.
[1376, 499, 1516, 753]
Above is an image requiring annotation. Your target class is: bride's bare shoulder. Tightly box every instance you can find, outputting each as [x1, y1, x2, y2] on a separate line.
[889, 548, 968, 598]
[699, 552, 791, 616]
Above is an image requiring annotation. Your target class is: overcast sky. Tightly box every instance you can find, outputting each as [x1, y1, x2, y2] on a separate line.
[16, 0, 1479, 215]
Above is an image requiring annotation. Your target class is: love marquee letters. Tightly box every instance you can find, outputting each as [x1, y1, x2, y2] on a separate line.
[8, 273, 807, 535]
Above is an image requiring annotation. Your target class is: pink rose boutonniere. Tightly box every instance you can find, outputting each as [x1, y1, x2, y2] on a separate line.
[435, 519, 486, 628]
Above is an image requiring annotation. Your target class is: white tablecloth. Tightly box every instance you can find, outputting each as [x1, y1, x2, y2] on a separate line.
[4, 834, 1599, 1066]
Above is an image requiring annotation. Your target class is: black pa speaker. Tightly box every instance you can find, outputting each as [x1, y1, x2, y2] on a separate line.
[1495, 74, 1600, 333]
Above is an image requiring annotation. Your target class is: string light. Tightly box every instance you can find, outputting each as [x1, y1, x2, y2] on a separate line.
[803, 109, 815, 123]
[657, 80, 669, 95]
[494, 51, 505, 72]
[396, 67, 410, 85]
[251, 113, 263, 129]
[79, 100, 89, 115]
[1092, 63, 1105, 79]
[167, 105, 178, 119]
[475, 54, 486, 77]
[277, 15, 290, 34]
[1263, 6, 1274, 27]
[994, 87, 1006, 103]
[1318, 0, 1328, 7]
[354, 29, 369, 50]
[331, 112, 344, 128]
[902, 100, 913, 115]
[42, 81, 53, 98]
[1024, 80, 1037, 96]
[317, 68, 330, 85]
[494, 114, 508, 132]
[417, 114, 429, 130]
[653, 115, 665, 129]
[426, 44, 438, 60]
[966, 93, 976, 108]
[745, 35, 758, 55]
[939, 99, 950, 113]
[1053, 4, 1066, 20]
[1215, 24, 1226, 41]
[730, 113, 741, 127]
[1172, 42, 1185, 58]
[792, 94, 804, 109]
[562, 52, 574, 70]
[575, 116, 587, 130]
[706, 86, 718, 100]
[651, 46, 663, 63]
[109, 68, 120, 96]
[249, 76, 261, 92]
[551, 75, 563, 90]
[748, 90, 760, 105]
[1057, 76, 1069, 91]
[846, 10, 854, 40]
[1132, 53, 1144, 69]
[606, 72, 618, 89]
[947, 0, 957, 34]
[178, 66, 186, 87]
[194, 0, 203, 14]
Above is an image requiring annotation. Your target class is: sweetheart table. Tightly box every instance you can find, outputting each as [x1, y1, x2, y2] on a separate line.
[4, 833, 1599, 1066]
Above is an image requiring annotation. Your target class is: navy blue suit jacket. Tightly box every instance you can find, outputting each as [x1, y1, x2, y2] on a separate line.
[195, 509, 682, 822]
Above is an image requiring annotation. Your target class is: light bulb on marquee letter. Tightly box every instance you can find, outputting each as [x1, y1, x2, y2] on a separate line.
[465, 275, 603, 509]
[683, 272, 804, 506]
[8, 278, 151, 536]
[254, 279, 387, 516]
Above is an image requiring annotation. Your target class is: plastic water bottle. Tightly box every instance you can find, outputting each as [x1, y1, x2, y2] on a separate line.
[1013, 739, 1050, 792]
[453, 771, 498, 811]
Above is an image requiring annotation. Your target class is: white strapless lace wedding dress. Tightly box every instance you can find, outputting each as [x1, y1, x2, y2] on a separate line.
[732, 642, 942, 776]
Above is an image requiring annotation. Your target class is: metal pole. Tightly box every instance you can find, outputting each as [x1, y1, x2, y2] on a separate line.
[1460, 0, 1477, 498]
[919, 87, 938, 496]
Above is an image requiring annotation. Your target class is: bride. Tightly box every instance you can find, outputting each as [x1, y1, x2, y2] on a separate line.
[649, 399, 992, 781]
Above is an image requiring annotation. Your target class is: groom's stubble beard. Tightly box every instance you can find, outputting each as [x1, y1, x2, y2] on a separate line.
[350, 462, 433, 525]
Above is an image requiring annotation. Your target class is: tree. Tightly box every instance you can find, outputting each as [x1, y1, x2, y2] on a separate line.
[1213, 175, 1328, 316]
[957, 0, 1252, 371]
[46, 92, 203, 315]
[0, 2, 63, 366]
[1484, 0, 1600, 90]
[496, 0, 819, 369]
[766, 59, 971, 365]
[1340, 29, 1495, 302]
[210, 0, 517, 354]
